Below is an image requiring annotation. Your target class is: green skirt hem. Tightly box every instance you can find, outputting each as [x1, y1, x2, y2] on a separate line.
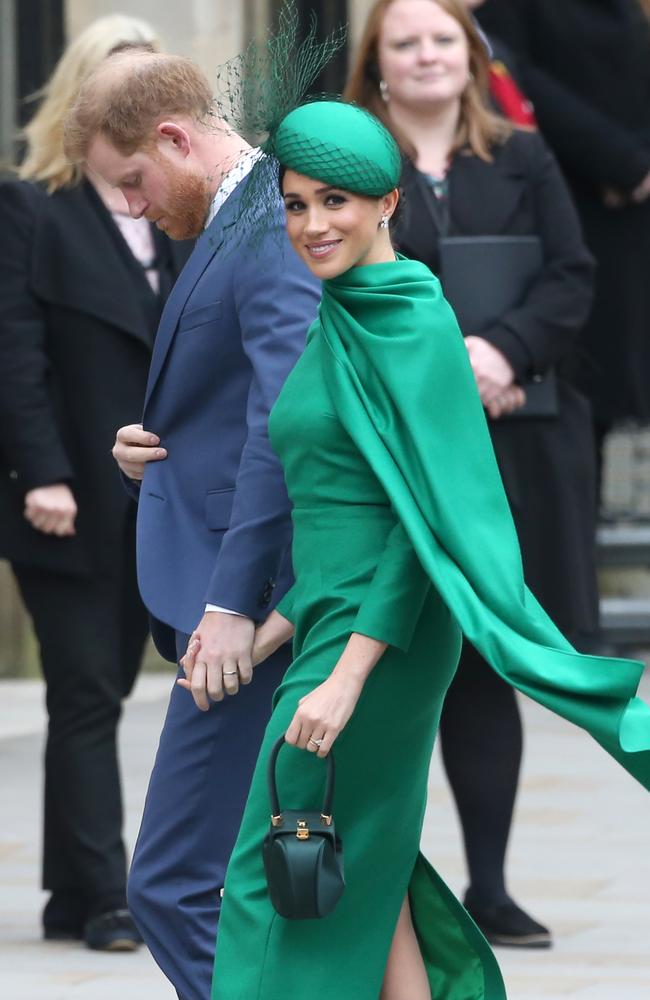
[410, 853, 507, 1000]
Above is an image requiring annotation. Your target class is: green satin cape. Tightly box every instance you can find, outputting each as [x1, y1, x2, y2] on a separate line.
[319, 255, 650, 790]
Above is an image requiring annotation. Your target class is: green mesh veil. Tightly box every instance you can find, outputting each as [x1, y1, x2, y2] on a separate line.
[207, 2, 345, 249]
[208, 2, 401, 251]
[213, 2, 345, 146]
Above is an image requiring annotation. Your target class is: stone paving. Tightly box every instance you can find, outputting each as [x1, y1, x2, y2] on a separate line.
[1, 670, 649, 999]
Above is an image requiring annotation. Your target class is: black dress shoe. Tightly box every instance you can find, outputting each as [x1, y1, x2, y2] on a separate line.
[43, 890, 87, 941]
[463, 891, 553, 949]
[84, 909, 142, 952]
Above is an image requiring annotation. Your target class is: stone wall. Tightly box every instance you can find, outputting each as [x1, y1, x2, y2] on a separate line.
[66, 0, 268, 76]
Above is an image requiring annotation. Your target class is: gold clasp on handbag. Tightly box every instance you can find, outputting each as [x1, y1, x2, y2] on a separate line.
[321, 813, 333, 826]
[296, 820, 310, 840]
[271, 814, 284, 827]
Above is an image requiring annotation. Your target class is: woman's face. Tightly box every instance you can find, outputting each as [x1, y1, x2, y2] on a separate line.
[282, 170, 396, 279]
[378, 0, 470, 112]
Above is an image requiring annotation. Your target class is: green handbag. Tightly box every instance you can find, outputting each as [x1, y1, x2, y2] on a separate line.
[262, 735, 345, 920]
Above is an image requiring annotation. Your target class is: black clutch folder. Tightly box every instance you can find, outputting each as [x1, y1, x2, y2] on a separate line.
[439, 235, 558, 419]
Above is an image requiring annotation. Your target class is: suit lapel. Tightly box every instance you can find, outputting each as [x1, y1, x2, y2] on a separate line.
[142, 214, 226, 410]
[142, 174, 252, 411]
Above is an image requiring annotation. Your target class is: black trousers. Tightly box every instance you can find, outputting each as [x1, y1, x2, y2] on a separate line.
[13, 518, 149, 899]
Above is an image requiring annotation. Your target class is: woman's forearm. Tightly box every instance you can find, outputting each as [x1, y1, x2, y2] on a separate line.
[331, 632, 388, 687]
[284, 632, 389, 755]
[253, 610, 295, 664]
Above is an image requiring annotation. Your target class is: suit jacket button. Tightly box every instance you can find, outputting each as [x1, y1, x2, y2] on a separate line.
[9, 470, 18, 480]
[259, 580, 276, 607]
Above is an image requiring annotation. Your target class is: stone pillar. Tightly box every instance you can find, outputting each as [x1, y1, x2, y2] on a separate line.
[0, 0, 16, 165]
[348, 0, 375, 49]
[66, 0, 251, 78]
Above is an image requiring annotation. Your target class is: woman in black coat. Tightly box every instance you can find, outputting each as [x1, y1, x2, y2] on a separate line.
[346, 0, 598, 948]
[0, 17, 190, 949]
[478, 0, 650, 447]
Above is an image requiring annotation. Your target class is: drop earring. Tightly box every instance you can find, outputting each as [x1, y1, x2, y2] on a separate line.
[379, 79, 390, 103]
[379, 215, 390, 229]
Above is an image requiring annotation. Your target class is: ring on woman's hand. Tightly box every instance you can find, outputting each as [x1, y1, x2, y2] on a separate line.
[223, 669, 238, 676]
[308, 737, 324, 748]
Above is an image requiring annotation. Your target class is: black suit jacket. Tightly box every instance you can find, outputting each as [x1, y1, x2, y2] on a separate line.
[478, 0, 650, 194]
[478, 0, 650, 423]
[0, 178, 191, 575]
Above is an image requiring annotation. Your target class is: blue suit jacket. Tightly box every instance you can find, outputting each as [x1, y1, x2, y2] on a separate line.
[131, 177, 319, 640]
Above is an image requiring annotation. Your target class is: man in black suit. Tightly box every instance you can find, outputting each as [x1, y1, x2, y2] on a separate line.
[0, 169, 190, 948]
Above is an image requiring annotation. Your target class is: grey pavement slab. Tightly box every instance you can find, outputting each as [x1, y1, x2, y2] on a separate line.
[1, 671, 649, 998]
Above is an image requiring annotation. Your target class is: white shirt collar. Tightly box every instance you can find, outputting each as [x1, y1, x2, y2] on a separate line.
[204, 148, 262, 230]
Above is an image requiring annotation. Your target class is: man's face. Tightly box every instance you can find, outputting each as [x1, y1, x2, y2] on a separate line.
[86, 132, 212, 240]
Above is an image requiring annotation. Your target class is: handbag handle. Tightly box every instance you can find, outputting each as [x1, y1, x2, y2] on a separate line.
[267, 734, 336, 826]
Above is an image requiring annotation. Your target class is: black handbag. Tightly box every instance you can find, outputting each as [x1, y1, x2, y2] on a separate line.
[262, 735, 345, 920]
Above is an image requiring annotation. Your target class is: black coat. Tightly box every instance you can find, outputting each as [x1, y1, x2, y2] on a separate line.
[478, 0, 650, 424]
[396, 130, 599, 634]
[0, 178, 191, 576]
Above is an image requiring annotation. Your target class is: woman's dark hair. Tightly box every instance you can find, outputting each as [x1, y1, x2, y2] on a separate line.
[277, 162, 403, 230]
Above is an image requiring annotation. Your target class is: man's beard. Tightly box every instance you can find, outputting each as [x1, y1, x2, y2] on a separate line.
[152, 159, 212, 240]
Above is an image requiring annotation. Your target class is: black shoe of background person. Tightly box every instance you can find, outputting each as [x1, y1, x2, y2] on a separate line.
[84, 908, 142, 952]
[43, 889, 87, 941]
[463, 890, 553, 949]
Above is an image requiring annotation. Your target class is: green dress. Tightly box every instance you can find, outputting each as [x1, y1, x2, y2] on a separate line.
[212, 257, 650, 1000]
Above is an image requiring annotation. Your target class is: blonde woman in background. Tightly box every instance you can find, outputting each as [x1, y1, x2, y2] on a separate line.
[0, 16, 190, 950]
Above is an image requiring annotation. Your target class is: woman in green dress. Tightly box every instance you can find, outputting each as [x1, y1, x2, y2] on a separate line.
[181, 101, 650, 999]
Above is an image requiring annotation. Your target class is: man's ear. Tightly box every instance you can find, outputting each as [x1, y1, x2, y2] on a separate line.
[156, 121, 192, 158]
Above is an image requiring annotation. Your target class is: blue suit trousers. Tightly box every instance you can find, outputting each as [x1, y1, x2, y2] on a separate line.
[128, 632, 290, 1000]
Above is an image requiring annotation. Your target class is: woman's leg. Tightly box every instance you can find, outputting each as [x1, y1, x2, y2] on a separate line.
[439, 642, 551, 947]
[439, 641, 522, 906]
[380, 895, 431, 1000]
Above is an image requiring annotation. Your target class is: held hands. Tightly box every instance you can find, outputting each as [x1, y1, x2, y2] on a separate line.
[465, 336, 526, 419]
[179, 617, 379, 758]
[24, 483, 77, 536]
[178, 610, 295, 711]
[177, 612, 256, 710]
[180, 620, 363, 753]
[112, 423, 167, 481]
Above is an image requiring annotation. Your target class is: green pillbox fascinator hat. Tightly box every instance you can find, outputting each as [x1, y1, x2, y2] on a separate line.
[272, 101, 402, 197]
[210, 4, 401, 247]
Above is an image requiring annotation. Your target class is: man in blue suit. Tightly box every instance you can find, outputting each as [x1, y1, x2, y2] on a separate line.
[65, 50, 319, 999]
